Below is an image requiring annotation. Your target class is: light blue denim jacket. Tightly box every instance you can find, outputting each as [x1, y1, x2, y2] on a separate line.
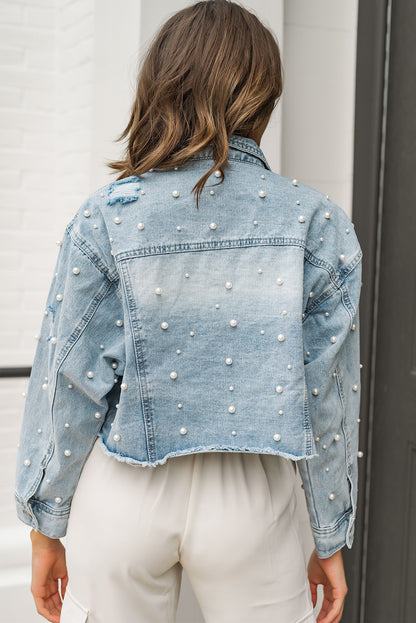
[15, 134, 362, 559]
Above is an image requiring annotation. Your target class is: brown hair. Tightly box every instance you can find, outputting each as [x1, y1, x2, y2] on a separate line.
[106, 0, 283, 209]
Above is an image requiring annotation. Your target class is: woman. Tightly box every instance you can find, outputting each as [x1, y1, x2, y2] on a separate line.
[16, 2, 362, 622]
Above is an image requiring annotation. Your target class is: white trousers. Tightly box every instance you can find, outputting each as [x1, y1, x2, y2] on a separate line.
[61, 439, 315, 623]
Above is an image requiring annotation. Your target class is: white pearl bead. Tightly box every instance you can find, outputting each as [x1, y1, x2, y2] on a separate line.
[87, 371, 94, 378]
[339, 254, 346, 261]
[180, 427, 187, 435]
[185, 273, 190, 278]
[292, 179, 298, 186]
[50, 336, 57, 344]
[225, 358, 232, 365]
[279, 410, 284, 415]
[210, 190, 215, 195]
[137, 222, 145, 230]
[328, 493, 335, 500]
[258, 190, 266, 198]
[172, 190, 179, 198]
[258, 269, 262, 274]
[260, 330, 265, 335]
[155, 287, 162, 295]
[324, 211, 331, 219]
[287, 364, 292, 369]
[325, 467, 330, 472]
[190, 331, 195, 336]
[113, 434, 121, 441]
[56, 294, 63, 301]
[358, 451, 364, 458]
[277, 334, 285, 342]
[170, 371, 178, 379]
[276, 277, 283, 285]
[298, 215, 305, 223]
[214, 170, 221, 178]
[120, 382, 128, 390]
[315, 436, 320, 442]
[253, 220, 258, 225]
[273, 433, 281, 442]
[330, 336, 337, 343]
[109, 237, 114, 243]
[312, 388, 319, 396]
[178, 403, 183, 409]
[64, 449, 71, 457]
[228, 406, 235, 414]
[352, 384, 359, 391]
[296, 200, 301, 205]
[68, 384, 73, 389]
[34, 334, 40, 340]
[309, 291, 314, 298]
[56, 240, 62, 246]
[261, 174, 265, 179]
[116, 319, 123, 327]
[322, 444, 327, 449]
[351, 324, 356, 331]
[161, 322, 168, 329]
[225, 281, 232, 289]
[306, 351, 310, 356]
[111, 361, 118, 369]
[100, 345, 104, 349]
[100, 192, 105, 197]
[231, 430, 237, 436]
[37, 428, 42, 433]
[210, 222, 217, 230]
[176, 349, 181, 354]
[229, 386, 234, 391]
[114, 217, 121, 224]
[42, 382, 48, 390]
[24, 459, 31, 467]
[83, 210, 90, 217]
[72, 267, 80, 276]
[55, 497, 62, 504]
[230, 319, 237, 327]
[282, 310, 288, 315]
[177, 226, 182, 231]
[94, 412, 101, 419]
[325, 312, 330, 317]
[64, 423, 70, 428]
[140, 190, 145, 195]
[334, 434, 341, 441]
[46, 478, 51, 483]
[215, 304, 220, 309]
[275, 385, 283, 393]
[346, 228, 350, 234]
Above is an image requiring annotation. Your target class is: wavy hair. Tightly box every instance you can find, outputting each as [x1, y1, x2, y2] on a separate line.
[106, 0, 283, 209]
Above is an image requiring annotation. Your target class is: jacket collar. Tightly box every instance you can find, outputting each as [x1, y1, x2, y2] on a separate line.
[189, 133, 271, 171]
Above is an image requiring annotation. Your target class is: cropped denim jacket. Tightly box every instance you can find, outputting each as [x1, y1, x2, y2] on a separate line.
[15, 134, 363, 559]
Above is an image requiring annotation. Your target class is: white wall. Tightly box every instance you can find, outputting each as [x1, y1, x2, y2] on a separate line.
[0, 1, 357, 621]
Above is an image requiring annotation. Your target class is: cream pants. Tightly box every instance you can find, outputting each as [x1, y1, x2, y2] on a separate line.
[61, 439, 315, 623]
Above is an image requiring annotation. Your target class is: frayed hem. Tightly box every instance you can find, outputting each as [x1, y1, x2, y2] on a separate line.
[96, 437, 319, 468]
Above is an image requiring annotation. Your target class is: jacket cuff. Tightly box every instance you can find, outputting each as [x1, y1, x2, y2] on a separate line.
[15, 493, 69, 538]
[312, 510, 355, 559]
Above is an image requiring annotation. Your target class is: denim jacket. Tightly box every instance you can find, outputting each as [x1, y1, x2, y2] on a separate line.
[15, 134, 362, 559]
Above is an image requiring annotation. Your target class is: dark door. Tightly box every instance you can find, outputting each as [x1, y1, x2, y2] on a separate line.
[343, 1, 416, 622]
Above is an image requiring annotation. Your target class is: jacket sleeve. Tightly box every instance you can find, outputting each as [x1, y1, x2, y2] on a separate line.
[297, 248, 363, 559]
[15, 208, 125, 538]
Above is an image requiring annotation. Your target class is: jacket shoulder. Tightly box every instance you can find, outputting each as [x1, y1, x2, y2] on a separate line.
[267, 175, 362, 280]
[64, 177, 142, 280]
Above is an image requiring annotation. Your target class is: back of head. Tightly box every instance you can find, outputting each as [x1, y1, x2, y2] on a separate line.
[107, 0, 284, 208]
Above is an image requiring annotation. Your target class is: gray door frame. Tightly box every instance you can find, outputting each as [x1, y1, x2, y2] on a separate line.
[342, 0, 390, 620]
